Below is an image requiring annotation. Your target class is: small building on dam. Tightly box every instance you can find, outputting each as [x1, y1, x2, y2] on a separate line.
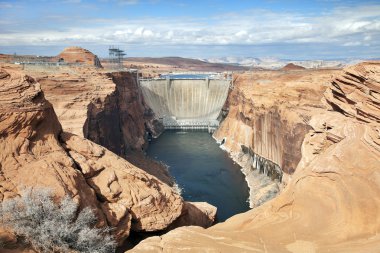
[139, 73, 231, 131]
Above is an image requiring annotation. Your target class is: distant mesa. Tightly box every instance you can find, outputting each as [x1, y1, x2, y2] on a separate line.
[281, 63, 306, 70]
[55, 46, 102, 68]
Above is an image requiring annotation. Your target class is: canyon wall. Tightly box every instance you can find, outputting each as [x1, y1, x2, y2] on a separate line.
[83, 71, 154, 154]
[30, 67, 170, 185]
[132, 62, 380, 252]
[34, 68, 156, 153]
[213, 69, 337, 206]
[214, 69, 337, 176]
[215, 89, 311, 174]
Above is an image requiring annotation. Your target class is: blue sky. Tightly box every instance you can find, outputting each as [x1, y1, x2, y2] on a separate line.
[0, 0, 379, 59]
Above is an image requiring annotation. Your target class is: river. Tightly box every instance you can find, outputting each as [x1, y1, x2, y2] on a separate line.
[146, 130, 250, 221]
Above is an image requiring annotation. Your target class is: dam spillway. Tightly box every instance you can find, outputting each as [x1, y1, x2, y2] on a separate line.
[139, 73, 231, 130]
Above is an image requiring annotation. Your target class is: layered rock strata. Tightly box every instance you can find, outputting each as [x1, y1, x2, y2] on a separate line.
[132, 62, 380, 252]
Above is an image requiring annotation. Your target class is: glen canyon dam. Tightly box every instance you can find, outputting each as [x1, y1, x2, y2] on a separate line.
[0, 1, 380, 253]
[139, 74, 231, 130]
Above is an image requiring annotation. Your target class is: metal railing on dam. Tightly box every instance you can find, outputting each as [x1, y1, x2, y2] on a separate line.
[139, 74, 231, 131]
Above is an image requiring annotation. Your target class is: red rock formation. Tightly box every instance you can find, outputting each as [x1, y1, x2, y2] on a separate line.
[56, 47, 102, 68]
[281, 63, 306, 70]
[132, 62, 380, 253]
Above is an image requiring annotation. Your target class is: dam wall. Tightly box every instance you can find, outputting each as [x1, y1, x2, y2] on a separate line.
[139, 77, 231, 130]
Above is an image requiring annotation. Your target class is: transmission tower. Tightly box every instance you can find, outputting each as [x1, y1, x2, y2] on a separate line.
[109, 46, 126, 69]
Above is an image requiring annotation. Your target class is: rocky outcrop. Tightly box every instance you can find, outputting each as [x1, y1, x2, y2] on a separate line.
[0, 66, 103, 216]
[33, 68, 115, 137]
[32, 68, 152, 151]
[55, 46, 102, 68]
[61, 133, 183, 235]
[0, 66, 213, 250]
[324, 62, 380, 123]
[30, 67, 171, 185]
[132, 62, 380, 252]
[167, 202, 217, 230]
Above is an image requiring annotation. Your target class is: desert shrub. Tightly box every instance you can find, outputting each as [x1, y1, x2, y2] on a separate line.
[0, 188, 116, 253]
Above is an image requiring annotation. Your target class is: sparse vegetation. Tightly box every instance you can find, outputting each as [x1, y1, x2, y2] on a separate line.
[0, 188, 116, 253]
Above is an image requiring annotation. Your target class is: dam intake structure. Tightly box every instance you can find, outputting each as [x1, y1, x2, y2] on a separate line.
[139, 73, 232, 132]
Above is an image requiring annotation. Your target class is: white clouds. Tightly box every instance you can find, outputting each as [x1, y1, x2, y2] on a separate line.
[235, 31, 248, 38]
[0, 4, 379, 52]
[343, 41, 362, 46]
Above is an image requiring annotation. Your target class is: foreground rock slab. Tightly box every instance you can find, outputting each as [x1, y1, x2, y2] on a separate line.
[61, 132, 183, 234]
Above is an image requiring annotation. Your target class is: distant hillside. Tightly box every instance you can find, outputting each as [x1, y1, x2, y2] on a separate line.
[203, 56, 349, 69]
[126, 57, 248, 71]
[281, 63, 306, 70]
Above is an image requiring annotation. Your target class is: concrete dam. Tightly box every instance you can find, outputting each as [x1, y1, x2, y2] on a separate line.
[139, 74, 231, 130]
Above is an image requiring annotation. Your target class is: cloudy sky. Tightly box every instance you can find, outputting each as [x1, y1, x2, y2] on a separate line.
[0, 0, 379, 59]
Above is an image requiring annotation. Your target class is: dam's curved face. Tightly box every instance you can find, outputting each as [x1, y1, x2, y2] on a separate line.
[139, 74, 231, 129]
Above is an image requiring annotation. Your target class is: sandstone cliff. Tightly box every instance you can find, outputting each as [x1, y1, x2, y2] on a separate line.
[27, 67, 171, 185]
[214, 68, 339, 206]
[84, 71, 157, 154]
[0, 66, 215, 251]
[132, 62, 380, 253]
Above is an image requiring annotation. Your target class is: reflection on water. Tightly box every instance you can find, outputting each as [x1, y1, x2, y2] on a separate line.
[146, 130, 250, 221]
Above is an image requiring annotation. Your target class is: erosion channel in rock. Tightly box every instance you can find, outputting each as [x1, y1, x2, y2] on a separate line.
[146, 130, 250, 221]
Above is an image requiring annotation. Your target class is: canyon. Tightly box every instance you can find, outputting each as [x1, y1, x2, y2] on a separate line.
[0, 47, 379, 253]
[132, 62, 380, 252]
